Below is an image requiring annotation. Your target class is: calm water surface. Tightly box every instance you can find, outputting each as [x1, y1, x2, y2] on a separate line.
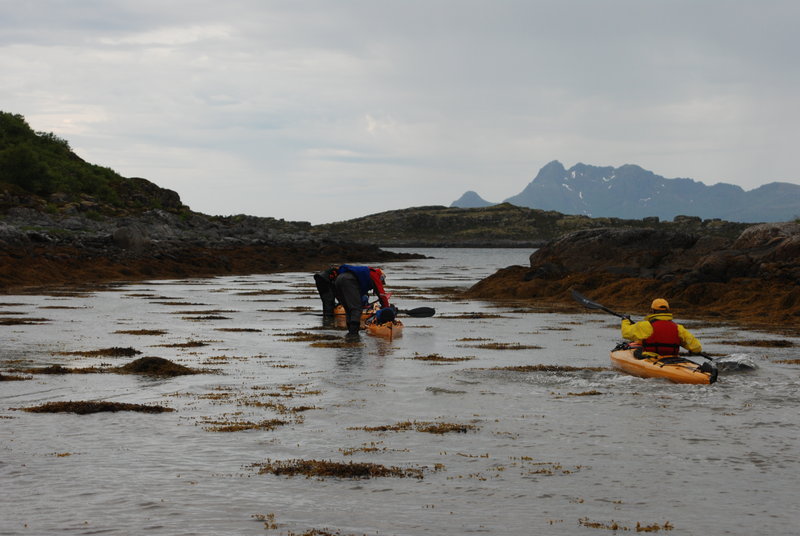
[1, 248, 798, 535]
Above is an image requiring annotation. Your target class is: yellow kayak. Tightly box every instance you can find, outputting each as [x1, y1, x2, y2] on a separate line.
[610, 344, 717, 384]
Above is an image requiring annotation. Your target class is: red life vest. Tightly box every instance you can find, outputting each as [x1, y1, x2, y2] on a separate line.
[642, 319, 681, 356]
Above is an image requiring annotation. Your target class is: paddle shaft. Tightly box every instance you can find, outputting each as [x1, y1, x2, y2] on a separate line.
[692, 351, 715, 362]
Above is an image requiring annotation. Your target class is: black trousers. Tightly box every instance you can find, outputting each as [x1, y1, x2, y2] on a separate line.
[333, 272, 363, 329]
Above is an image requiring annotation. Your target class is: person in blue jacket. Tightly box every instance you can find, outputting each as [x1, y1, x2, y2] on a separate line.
[314, 264, 391, 338]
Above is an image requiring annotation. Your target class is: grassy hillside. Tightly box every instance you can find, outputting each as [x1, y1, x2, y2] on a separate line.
[0, 111, 184, 215]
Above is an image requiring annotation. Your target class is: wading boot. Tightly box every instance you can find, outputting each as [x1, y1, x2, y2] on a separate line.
[345, 322, 360, 341]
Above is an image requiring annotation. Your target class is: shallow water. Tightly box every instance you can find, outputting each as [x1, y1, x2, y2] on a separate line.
[2, 248, 799, 536]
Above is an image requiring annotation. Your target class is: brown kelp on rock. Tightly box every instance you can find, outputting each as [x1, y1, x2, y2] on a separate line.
[466, 222, 800, 328]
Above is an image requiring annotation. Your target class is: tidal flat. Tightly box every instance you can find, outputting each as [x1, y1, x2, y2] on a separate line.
[2, 248, 799, 535]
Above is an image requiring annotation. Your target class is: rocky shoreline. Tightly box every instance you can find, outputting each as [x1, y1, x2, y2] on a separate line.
[3, 183, 798, 331]
[466, 222, 800, 328]
[0, 204, 419, 291]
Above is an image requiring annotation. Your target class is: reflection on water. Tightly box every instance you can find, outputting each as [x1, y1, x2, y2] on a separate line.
[1, 248, 799, 535]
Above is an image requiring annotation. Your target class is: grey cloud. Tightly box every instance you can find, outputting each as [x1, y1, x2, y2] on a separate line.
[0, 0, 797, 224]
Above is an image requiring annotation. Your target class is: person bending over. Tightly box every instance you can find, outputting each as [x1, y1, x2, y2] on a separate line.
[335, 265, 390, 338]
[314, 264, 390, 338]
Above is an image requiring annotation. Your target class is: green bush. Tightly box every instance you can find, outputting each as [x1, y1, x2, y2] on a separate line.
[0, 111, 123, 205]
[0, 144, 57, 195]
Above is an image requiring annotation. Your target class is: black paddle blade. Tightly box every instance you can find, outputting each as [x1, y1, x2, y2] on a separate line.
[571, 289, 602, 309]
[570, 289, 628, 320]
[399, 307, 435, 318]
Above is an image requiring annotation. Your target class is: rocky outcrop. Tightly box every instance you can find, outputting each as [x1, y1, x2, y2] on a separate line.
[521, 223, 800, 286]
[0, 204, 419, 290]
[312, 203, 750, 248]
[522, 228, 724, 281]
[467, 222, 800, 325]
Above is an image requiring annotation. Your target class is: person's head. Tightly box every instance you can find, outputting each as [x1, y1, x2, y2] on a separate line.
[650, 298, 670, 313]
[372, 267, 385, 283]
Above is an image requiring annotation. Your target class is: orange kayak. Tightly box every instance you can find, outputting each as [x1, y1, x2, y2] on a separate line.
[365, 320, 403, 339]
[610, 344, 717, 384]
[333, 304, 372, 320]
[332, 304, 372, 328]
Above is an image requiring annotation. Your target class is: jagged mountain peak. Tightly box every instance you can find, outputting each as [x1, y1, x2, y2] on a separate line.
[452, 161, 799, 222]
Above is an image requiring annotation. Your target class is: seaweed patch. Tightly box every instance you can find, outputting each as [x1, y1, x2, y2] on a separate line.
[155, 340, 212, 348]
[408, 353, 475, 363]
[279, 331, 341, 343]
[250, 458, 425, 479]
[200, 418, 289, 432]
[21, 364, 104, 374]
[56, 347, 141, 357]
[437, 312, 509, 319]
[166, 309, 238, 315]
[350, 420, 477, 434]
[19, 401, 174, 414]
[0, 317, 50, 325]
[577, 518, 674, 532]
[114, 329, 168, 336]
[250, 513, 278, 530]
[150, 301, 208, 306]
[236, 289, 292, 296]
[459, 342, 543, 350]
[0, 372, 32, 381]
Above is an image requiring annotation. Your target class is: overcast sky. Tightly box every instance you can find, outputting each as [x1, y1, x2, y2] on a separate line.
[1, 1, 798, 224]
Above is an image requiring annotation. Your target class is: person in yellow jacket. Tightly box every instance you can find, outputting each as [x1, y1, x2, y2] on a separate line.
[621, 298, 702, 357]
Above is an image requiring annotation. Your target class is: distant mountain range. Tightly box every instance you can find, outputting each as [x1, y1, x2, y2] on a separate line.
[451, 161, 800, 222]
